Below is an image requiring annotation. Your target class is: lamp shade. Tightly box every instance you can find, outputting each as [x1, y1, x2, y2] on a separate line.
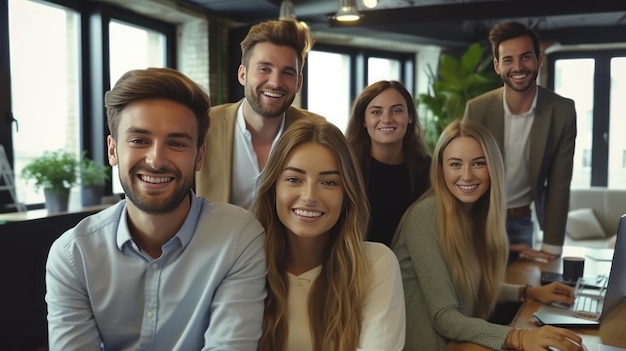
[334, 0, 361, 22]
[279, 0, 296, 20]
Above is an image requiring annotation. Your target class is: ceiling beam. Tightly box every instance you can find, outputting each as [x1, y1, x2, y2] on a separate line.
[329, 0, 626, 27]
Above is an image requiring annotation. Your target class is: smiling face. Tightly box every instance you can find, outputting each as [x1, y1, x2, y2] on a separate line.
[238, 41, 303, 119]
[275, 142, 344, 241]
[442, 136, 490, 210]
[364, 88, 412, 149]
[494, 35, 543, 93]
[107, 98, 204, 214]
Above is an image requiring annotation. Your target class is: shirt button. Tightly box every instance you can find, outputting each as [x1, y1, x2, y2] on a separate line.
[151, 263, 158, 270]
[146, 311, 153, 318]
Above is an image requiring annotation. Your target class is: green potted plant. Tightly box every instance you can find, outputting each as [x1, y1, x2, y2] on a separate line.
[21, 149, 79, 213]
[79, 152, 110, 207]
[418, 42, 502, 151]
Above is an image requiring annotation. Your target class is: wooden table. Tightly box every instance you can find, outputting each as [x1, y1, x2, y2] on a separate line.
[447, 246, 625, 350]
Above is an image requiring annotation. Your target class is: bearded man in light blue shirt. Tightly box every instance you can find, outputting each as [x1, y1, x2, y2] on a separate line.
[45, 67, 267, 351]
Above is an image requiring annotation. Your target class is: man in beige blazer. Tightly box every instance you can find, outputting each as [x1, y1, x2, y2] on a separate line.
[464, 21, 576, 262]
[196, 20, 322, 209]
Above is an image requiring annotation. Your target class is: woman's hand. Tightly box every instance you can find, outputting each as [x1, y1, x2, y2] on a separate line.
[521, 326, 584, 351]
[527, 282, 576, 306]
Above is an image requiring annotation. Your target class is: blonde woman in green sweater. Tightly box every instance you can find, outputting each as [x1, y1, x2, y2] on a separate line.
[393, 119, 584, 351]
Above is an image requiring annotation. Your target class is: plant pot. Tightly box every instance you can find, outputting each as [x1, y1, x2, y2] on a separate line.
[81, 185, 104, 207]
[44, 188, 70, 214]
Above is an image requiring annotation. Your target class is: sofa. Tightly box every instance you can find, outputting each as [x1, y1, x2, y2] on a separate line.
[563, 187, 626, 248]
[533, 187, 624, 249]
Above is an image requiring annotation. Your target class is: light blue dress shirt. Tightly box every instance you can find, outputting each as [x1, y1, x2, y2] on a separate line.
[46, 193, 267, 351]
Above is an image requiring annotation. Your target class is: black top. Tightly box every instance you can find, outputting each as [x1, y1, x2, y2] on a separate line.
[366, 156, 430, 247]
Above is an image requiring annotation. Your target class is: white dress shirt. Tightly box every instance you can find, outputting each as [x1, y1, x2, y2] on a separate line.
[230, 102, 285, 209]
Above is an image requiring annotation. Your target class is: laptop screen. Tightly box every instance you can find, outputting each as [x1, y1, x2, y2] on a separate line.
[600, 213, 626, 318]
[533, 213, 626, 327]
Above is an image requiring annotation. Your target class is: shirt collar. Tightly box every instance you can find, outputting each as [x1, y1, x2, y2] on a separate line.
[116, 191, 204, 252]
[236, 100, 287, 137]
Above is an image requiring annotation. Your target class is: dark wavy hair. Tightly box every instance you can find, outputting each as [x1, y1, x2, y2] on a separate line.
[345, 80, 430, 200]
[489, 21, 541, 60]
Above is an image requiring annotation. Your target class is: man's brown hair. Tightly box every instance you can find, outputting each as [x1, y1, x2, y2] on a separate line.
[240, 19, 314, 73]
[489, 21, 541, 60]
[105, 67, 210, 149]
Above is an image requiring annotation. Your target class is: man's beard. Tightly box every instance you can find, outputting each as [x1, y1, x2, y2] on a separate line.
[501, 68, 538, 93]
[245, 85, 295, 118]
[120, 167, 192, 214]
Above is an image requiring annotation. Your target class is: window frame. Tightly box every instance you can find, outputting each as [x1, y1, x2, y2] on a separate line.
[0, 0, 176, 210]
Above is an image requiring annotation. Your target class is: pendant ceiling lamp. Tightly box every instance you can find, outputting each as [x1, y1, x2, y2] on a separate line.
[334, 0, 362, 22]
[279, 0, 297, 20]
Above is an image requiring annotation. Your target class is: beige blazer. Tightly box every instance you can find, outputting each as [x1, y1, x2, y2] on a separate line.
[463, 86, 577, 246]
[195, 99, 323, 204]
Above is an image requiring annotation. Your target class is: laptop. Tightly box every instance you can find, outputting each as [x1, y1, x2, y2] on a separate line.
[533, 213, 626, 327]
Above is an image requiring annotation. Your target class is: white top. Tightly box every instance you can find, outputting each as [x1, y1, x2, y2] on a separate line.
[503, 88, 537, 209]
[230, 102, 285, 209]
[286, 242, 406, 351]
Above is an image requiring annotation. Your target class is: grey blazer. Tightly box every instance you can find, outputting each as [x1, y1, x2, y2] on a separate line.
[463, 86, 577, 247]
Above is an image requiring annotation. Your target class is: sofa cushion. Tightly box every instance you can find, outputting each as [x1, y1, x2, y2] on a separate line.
[566, 208, 606, 240]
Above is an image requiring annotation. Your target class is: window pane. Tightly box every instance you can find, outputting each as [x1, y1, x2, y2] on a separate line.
[307, 51, 351, 132]
[608, 57, 626, 189]
[554, 58, 595, 189]
[368, 57, 400, 85]
[109, 20, 166, 194]
[9, 0, 81, 207]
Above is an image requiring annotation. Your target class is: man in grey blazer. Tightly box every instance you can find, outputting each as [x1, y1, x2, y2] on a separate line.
[196, 19, 322, 209]
[464, 21, 576, 261]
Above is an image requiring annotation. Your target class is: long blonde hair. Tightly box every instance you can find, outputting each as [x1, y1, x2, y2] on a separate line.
[431, 119, 508, 318]
[254, 119, 370, 351]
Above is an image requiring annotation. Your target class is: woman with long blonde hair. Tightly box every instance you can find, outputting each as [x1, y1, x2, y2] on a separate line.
[393, 119, 583, 351]
[254, 118, 405, 351]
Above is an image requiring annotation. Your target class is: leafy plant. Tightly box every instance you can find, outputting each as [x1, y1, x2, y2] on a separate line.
[80, 152, 110, 186]
[418, 42, 502, 151]
[21, 149, 79, 191]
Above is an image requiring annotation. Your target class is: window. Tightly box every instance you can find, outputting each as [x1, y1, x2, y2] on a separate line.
[306, 46, 414, 134]
[8, 0, 81, 207]
[608, 57, 626, 188]
[1, 0, 176, 211]
[367, 57, 400, 85]
[553, 58, 595, 189]
[551, 51, 626, 189]
[307, 50, 352, 132]
[109, 20, 167, 194]
[582, 149, 592, 168]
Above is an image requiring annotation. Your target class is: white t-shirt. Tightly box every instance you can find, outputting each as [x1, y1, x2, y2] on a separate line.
[503, 88, 537, 209]
[285, 242, 406, 351]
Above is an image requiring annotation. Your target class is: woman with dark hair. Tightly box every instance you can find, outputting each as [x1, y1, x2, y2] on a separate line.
[346, 80, 431, 247]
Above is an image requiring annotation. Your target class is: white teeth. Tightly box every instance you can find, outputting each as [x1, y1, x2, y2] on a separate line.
[379, 127, 395, 132]
[140, 175, 172, 184]
[458, 184, 477, 190]
[294, 209, 322, 218]
[512, 74, 527, 79]
[263, 91, 283, 98]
